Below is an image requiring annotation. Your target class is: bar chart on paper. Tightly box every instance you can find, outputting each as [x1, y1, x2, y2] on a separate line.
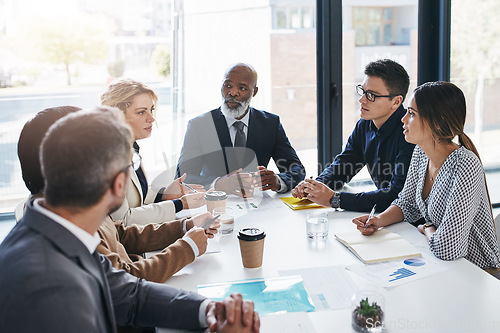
[388, 267, 416, 282]
[346, 253, 451, 287]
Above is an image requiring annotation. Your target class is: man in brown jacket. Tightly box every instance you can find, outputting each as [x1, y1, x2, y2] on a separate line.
[98, 214, 217, 283]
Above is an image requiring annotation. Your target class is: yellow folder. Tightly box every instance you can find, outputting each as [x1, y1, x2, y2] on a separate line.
[280, 197, 323, 210]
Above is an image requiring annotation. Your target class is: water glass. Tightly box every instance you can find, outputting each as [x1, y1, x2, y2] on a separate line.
[306, 211, 329, 239]
[214, 207, 234, 234]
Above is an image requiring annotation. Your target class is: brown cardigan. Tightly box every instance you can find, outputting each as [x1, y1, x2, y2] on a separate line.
[97, 216, 195, 283]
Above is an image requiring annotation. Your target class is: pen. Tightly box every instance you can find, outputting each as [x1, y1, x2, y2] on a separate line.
[365, 204, 377, 230]
[200, 214, 221, 230]
[181, 181, 198, 193]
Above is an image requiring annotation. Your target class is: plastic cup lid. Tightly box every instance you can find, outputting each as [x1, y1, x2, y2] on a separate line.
[238, 228, 266, 241]
[205, 191, 228, 201]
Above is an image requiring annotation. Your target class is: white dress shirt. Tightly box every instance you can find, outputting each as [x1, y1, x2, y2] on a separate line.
[220, 110, 287, 192]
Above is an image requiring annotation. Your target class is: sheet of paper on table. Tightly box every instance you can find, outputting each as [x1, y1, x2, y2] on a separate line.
[279, 265, 358, 311]
[346, 252, 452, 288]
[197, 275, 315, 316]
[226, 191, 282, 214]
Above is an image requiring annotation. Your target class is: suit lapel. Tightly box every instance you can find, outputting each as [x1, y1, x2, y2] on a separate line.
[245, 108, 258, 152]
[212, 108, 232, 148]
[129, 166, 144, 204]
[212, 109, 238, 172]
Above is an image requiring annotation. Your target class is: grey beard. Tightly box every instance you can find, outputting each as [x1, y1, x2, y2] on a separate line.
[221, 98, 251, 119]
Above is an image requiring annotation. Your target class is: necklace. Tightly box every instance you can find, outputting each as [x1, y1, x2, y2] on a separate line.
[429, 165, 440, 182]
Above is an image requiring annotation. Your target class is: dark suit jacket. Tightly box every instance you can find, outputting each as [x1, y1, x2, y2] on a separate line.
[176, 107, 305, 190]
[0, 201, 206, 332]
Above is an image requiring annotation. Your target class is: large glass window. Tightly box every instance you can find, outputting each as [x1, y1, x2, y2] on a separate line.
[0, 0, 317, 213]
[451, 0, 500, 205]
[342, 1, 418, 184]
[272, 5, 316, 30]
[0, 0, 171, 213]
[176, 0, 317, 177]
[351, 5, 413, 47]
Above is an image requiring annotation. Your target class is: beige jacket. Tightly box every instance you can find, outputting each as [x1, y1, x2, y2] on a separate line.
[110, 165, 176, 226]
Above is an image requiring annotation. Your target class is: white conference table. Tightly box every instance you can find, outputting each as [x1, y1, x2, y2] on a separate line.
[159, 192, 500, 333]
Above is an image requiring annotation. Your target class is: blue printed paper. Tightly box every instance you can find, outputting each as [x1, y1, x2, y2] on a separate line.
[197, 276, 315, 316]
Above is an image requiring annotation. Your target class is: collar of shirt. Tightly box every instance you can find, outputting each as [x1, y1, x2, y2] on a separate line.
[223, 107, 251, 145]
[223, 107, 251, 129]
[133, 141, 140, 153]
[32, 198, 101, 254]
[370, 104, 406, 137]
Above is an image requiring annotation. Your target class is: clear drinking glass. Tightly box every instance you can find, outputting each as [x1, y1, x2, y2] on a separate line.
[306, 211, 329, 239]
[214, 207, 234, 234]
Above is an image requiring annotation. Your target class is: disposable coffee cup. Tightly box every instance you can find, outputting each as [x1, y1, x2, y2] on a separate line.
[238, 228, 266, 268]
[205, 191, 227, 214]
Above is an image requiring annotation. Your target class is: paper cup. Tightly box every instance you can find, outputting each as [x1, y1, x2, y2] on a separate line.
[205, 191, 227, 213]
[238, 228, 266, 268]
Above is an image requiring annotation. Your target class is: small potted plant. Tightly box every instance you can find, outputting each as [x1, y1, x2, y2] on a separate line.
[352, 296, 384, 332]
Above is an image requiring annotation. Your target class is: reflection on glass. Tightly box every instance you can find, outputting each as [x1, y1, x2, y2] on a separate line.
[343, 1, 418, 184]
[290, 7, 301, 29]
[451, 0, 500, 203]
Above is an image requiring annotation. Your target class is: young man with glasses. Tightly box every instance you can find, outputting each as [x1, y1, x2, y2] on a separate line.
[292, 59, 415, 212]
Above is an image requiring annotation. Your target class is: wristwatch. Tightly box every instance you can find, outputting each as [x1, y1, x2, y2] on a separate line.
[329, 192, 341, 209]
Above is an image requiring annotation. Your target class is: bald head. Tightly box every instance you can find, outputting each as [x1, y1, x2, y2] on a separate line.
[223, 63, 258, 89]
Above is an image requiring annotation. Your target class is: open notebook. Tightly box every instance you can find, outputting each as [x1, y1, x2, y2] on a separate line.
[335, 229, 421, 264]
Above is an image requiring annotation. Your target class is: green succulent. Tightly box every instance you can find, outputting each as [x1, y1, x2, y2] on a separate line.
[358, 298, 380, 317]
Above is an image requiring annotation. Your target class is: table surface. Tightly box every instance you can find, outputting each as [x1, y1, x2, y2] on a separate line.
[159, 192, 500, 333]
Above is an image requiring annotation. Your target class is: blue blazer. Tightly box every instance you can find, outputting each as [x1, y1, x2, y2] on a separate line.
[0, 201, 206, 332]
[176, 107, 305, 190]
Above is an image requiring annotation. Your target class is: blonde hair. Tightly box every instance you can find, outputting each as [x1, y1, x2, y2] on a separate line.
[101, 79, 158, 112]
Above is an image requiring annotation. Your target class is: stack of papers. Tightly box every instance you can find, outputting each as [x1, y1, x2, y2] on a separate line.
[197, 276, 315, 316]
[335, 229, 421, 264]
[280, 197, 323, 210]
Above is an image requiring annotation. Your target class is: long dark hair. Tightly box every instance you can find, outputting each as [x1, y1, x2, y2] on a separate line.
[413, 81, 481, 161]
[414, 81, 494, 231]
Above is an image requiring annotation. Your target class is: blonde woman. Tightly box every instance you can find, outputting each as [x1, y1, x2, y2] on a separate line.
[353, 82, 500, 269]
[101, 79, 205, 226]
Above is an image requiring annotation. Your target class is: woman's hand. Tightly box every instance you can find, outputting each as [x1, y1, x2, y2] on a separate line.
[352, 215, 382, 236]
[162, 173, 205, 201]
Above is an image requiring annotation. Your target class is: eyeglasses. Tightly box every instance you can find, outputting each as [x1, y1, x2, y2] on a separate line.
[356, 85, 399, 102]
[109, 152, 142, 188]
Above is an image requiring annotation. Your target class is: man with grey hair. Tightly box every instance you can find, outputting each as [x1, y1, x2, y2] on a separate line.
[0, 107, 259, 332]
[176, 62, 305, 197]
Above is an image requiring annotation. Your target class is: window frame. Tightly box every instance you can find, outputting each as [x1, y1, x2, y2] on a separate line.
[315, 0, 500, 208]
